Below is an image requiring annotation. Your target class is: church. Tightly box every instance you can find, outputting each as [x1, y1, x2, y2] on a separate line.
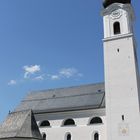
[0, 0, 140, 140]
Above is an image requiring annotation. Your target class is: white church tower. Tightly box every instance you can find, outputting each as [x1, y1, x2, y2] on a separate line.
[102, 0, 140, 140]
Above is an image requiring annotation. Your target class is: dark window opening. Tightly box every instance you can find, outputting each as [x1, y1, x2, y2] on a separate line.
[42, 133, 46, 140]
[89, 117, 103, 125]
[98, 89, 102, 92]
[40, 120, 50, 127]
[117, 49, 120, 52]
[67, 134, 71, 140]
[122, 115, 125, 121]
[63, 119, 75, 126]
[114, 22, 121, 35]
[94, 133, 99, 140]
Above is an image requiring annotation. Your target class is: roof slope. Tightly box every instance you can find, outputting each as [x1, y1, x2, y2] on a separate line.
[0, 110, 42, 139]
[15, 83, 105, 113]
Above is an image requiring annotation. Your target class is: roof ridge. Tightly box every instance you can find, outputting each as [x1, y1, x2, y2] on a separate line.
[29, 82, 104, 95]
[23, 91, 105, 102]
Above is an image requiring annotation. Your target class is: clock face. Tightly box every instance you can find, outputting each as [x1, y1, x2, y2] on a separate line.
[118, 123, 129, 136]
[111, 9, 122, 19]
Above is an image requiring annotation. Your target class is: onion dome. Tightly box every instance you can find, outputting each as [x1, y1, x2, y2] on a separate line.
[103, 0, 131, 8]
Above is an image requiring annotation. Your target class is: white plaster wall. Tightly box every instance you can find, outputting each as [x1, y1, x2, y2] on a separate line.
[37, 109, 107, 140]
[104, 36, 140, 140]
[103, 15, 110, 38]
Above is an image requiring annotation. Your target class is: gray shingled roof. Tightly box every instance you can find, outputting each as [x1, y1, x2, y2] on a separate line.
[0, 110, 42, 139]
[15, 83, 105, 113]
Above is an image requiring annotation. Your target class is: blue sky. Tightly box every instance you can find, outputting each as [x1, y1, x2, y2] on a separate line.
[0, 0, 140, 122]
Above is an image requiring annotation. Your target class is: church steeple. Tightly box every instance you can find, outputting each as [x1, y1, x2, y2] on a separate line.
[103, 0, 131, 8]
[102, 0, 140, 140]
[102, 0, 134, 38]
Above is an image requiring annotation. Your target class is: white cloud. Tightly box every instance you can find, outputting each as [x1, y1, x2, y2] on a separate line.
[51, 75, 60, 80]
[23, 65, 41, 78]
[59, 68, 79, 78]
[77, 73, 83, 77]
[49, 68, 83, 80]
[34, 75, 44, 81]
[8, 80, 17, 85]
[7, 66, 82, 85]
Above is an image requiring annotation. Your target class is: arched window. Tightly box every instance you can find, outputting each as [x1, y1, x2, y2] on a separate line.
[113, 22, 121, 35]
[63, 119, 75, 126]
[66, 133, 71, 140]
[39, 120, 50, 127]
[42, 133, 46, 140]
[94, 133, 99, 140]
[89, 117, 102, 125]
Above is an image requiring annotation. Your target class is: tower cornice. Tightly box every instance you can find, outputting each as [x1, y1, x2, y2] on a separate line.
[102, 33, 133, 42]
[101, 3, 134, 20]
